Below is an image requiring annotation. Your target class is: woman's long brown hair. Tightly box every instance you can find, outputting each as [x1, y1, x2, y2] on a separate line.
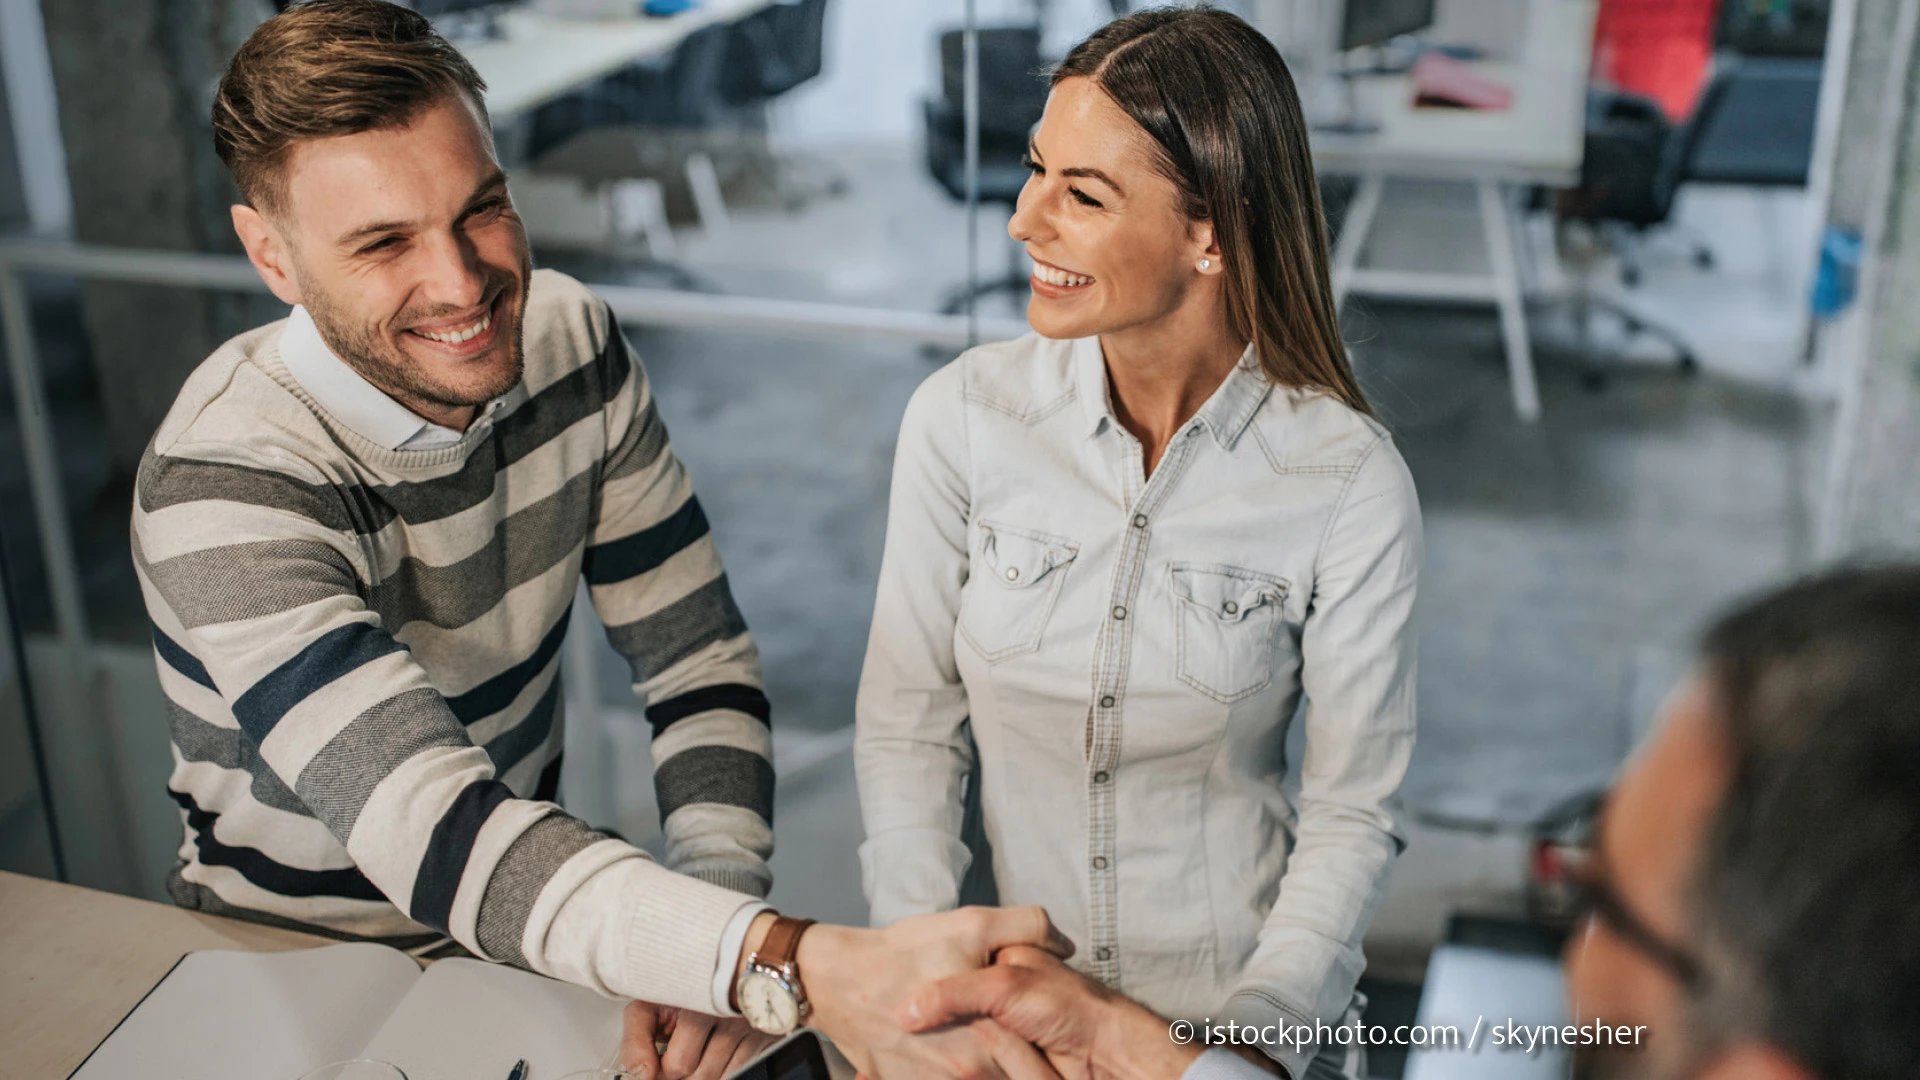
[1054, 7, 1372, 416]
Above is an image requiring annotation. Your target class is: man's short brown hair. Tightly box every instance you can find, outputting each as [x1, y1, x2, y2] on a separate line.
[212, 0, 489, 217]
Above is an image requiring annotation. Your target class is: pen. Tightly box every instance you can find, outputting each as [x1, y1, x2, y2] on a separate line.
[506, 1059, 527, 1080]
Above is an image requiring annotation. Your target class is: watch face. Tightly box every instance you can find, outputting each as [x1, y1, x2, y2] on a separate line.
[738, 970, 801, 1035]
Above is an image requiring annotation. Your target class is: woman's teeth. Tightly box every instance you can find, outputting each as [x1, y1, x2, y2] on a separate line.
[1033, 262, 1094, 287]
[416, 310, 492, 344]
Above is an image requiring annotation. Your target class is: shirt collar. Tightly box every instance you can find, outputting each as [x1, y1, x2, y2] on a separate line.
[1072, 337, 1270, 450]
[278, 305, 477, 451]
[1194, 345, 1272, 450]
[1073, 335, 1113, 440]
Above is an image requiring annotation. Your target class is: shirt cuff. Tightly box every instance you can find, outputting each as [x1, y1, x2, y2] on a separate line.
[1180, 1049, 1282, 1080]
[1217, 990, 1311, 1080]
[708, 900, 773, 1016]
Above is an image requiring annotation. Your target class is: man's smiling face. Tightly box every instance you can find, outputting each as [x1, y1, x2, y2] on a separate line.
[252, 91, 530, 429]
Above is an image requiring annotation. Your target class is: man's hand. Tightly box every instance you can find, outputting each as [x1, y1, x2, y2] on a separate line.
[793, 906, 1075, 1080]
[898, 947, 1205, 1080]
[620, 1000, 778, 1080]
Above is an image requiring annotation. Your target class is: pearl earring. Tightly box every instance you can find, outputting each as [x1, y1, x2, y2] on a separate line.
[1199, 259, 1211, 271]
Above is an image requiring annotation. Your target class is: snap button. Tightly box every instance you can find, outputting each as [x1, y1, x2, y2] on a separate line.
[1092, 856, 1109, 870]
[1223, 600, 1239, 615]
[1111, 605, 1127, 620]
[1095, 946, 1113, 961]
[1005, 567, 1021, 582]
[1100, 695, 1115, 708]
[1131, 513, 1148, 529]
[1093, 770, 1111, 784]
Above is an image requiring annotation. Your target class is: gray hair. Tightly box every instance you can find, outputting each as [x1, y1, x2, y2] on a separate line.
[1689, 564, 1920, 1080]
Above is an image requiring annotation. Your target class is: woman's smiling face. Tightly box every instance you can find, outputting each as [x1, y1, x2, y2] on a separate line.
[1009, 76, 1216, 342]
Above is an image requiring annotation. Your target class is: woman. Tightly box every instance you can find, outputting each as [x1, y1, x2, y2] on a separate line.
[855, 9, 1421, 1080]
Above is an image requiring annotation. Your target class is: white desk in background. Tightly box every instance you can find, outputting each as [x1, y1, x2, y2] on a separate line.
[1312, 0, 1598, 422]
[460, 0, 777, 122]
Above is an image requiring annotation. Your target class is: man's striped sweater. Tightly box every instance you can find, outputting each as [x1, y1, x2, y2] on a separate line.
[132, 269, 773, 1010]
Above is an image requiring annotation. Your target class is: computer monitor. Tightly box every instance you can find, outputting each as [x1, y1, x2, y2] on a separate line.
[1339, 0, 1436, 51]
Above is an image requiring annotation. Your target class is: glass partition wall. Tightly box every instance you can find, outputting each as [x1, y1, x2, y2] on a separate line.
[0, 368, 62, 882]
[0, 0, 1041, 914]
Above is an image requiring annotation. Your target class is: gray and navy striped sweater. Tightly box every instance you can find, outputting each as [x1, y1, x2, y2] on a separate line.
[132, 269, 772, 1008]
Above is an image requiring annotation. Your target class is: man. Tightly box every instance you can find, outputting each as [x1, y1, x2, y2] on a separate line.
[136, 3, 1067, 1077]
[900, 564, 1920, 1080]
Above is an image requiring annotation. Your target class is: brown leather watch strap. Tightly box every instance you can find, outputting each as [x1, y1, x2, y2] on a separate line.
[755, 915, 817, 970]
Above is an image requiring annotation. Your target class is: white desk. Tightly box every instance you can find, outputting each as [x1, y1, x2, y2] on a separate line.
[0, 871, 861, 1080]
[461, 0, 777, 121]
[1312, 0, 1598, 421]
[0, 870, 332, 1079]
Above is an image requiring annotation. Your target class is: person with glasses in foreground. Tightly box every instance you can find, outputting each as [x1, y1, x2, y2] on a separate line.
[896, 564, 1920, 1080]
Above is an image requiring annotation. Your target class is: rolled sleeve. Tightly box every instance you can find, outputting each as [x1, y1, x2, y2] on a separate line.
[1215, 990, 1315, 1080]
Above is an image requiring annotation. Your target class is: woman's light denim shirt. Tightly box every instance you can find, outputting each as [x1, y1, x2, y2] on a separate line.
[854, 333, 1421, 1079]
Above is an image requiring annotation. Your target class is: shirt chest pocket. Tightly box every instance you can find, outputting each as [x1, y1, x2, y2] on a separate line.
[1170, 563, 1289, 703]
[958, 520, 1079, 663]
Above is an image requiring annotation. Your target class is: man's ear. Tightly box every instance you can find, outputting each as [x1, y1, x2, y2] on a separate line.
[1695, 1043, 1819, 1080]
[231, 204, 303, 307]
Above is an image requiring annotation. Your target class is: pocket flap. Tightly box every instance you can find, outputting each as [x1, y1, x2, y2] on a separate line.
[1170, 563, 1286, 621]
[979, 521, 1077, 589]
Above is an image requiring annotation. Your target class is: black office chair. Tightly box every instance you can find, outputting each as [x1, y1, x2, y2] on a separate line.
[712, 0, 842, 209]
[1717, 0, 1828, 58]
[1681, 56, 1822, 187]
[720, 0, 829, 103]
[923, 27, 1050, 315]
[525, 22, 736, 161]
[520, 25, 738, 288]
[1547, 57, 1755, 383]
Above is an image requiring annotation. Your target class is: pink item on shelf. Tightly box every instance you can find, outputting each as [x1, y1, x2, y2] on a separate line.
[1411, 52, 1514, 111]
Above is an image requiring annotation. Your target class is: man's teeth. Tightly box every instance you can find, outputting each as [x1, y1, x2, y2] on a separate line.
[1033, 262, 1094, 287]
[416, 310, 492, 344]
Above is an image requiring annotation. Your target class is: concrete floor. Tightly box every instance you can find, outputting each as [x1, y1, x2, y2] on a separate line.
[0, 148, 1827, 984]
[573, 152, 1828, 945]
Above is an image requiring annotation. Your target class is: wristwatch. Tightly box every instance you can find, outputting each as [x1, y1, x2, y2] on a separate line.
[733, 915, 817, 1035]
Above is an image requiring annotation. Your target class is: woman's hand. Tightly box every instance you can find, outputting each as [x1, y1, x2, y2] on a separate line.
[898, 945, 1205, 1080]
[620, 1000, 779, 1080]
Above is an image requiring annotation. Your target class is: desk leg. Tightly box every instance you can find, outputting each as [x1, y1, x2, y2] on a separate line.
[1478, 178, 1541, 422]
[1331, 174, 1386, 312]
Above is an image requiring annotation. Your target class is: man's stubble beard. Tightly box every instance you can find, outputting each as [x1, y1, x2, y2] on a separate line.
[300, 269, 527, 416]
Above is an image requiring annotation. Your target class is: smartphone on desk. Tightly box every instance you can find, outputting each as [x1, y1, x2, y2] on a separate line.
[723, 1031, 833, 1080]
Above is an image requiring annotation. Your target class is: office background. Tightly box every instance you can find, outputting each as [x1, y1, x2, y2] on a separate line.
[3, 1, 1917, 1076]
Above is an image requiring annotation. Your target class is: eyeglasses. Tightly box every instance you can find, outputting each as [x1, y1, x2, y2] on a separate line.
[1557, 846, 1706, 991]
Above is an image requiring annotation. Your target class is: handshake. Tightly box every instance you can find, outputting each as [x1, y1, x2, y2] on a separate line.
[617, 907, 1255, 1080]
